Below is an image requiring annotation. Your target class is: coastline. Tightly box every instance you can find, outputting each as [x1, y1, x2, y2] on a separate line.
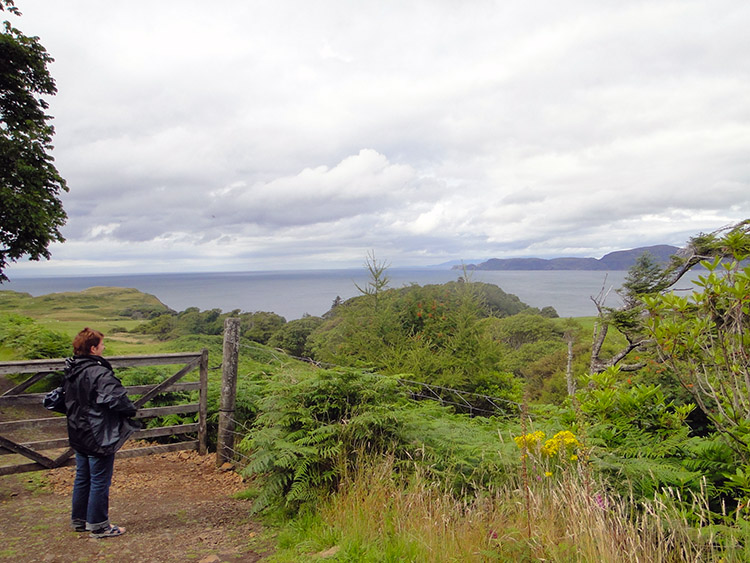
[1, 268, 706, 321]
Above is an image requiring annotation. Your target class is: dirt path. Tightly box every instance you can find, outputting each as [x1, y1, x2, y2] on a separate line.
[0, 449, 273, 562]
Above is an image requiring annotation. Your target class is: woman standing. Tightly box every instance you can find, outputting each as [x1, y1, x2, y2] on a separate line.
[63, 328, 138, 538]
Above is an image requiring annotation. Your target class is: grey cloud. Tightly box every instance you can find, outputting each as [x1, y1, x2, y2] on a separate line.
[4, 0, 747, 275]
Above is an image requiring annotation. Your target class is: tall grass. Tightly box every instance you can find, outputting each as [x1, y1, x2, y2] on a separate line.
[267, 455, 737, 562]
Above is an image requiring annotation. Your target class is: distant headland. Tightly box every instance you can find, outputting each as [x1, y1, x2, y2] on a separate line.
[456, 244, 679, 271]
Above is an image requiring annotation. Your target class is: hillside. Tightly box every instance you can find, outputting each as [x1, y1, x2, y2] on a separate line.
[0, 287, 172, 321]
[460, 244, 679, 271]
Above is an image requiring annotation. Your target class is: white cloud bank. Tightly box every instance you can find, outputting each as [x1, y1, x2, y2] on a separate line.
[5, 0, 750, 275]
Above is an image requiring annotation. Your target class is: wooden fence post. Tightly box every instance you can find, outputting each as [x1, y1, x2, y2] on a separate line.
[565, 331, 576, 397]
[217, 318, 240, 466]
[198, 348, 209, 455]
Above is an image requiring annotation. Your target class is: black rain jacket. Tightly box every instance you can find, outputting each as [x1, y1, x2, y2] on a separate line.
[63, 354, 138, 457]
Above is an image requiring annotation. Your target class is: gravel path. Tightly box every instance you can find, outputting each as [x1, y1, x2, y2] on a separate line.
[0, 449, 271, 563]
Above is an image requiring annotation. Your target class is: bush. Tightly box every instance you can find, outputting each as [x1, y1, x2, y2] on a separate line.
[568, 366, 701, 498]
[238, 367, 529, 514]
[240, 311, 286, 344]
[132, 313, 177, 339]
[306, 280, 530, 408]
[267, 315, 324, 357]
[118, 304, 171, 319]
[239, 369, 409, 512]
[131, 308, 286, 344]
[0, 314, 70, 359]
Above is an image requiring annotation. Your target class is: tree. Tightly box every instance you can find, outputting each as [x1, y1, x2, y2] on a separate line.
[353, 251, 390, 309]
[267, 315, 324, 357]
[618, 251, 664, 308]
[238, 311, 286, 344]
[0, 1, 67, 281]
[644, 245, 750, 457]
[589, 220, 750, 374]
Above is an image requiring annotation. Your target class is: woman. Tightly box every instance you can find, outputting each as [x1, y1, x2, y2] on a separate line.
[63, 328, 138, 538]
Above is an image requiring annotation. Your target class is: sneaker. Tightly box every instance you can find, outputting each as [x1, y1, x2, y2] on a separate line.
[90, 524, 126, 538]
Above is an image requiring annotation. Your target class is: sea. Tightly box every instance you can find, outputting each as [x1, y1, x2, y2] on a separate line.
[1, 268, 705, 320]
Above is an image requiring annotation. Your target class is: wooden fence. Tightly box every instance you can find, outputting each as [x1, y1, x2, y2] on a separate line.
[0, 350, 208, 476]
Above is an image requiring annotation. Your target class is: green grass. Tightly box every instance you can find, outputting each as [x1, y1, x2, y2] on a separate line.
[0, 287, 171, 320]
[7, 286, 673, 560]
[0, 288, 176, 355]
[266, 454, 733, 562]
[0, 345, 17, 360]
[0, 286, 317, 397]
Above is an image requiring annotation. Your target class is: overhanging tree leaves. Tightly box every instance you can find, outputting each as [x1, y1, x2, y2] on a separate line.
[0, 0, 67, 281]
[644, 244, 750, 457]
[589, 220, 750, 374]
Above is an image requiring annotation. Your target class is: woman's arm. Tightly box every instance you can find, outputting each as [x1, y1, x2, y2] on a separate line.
[95, 371, 138, 417]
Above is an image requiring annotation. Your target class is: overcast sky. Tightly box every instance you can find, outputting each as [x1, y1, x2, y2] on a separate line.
[7, 0, 750, 275]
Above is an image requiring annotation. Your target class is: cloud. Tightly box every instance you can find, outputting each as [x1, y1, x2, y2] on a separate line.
[5, 0, 749, 276]
[207, 149, 417, 227]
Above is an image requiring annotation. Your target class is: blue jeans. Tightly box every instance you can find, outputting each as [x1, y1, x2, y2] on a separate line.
[71, 452, 115, 531]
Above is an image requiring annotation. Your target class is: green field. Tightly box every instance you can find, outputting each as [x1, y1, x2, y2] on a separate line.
[0, 287, 179, 356]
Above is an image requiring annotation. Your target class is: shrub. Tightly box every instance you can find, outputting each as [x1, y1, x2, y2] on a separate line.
[238, 367, 529, 514]
[267, 315, 324, 357]
[569, 366, 701, 498]
[238, 369, 407, 513]
[239, 311, 286, 344]
[306, 280, 530, 408]
[644, 255, 750, 459]
[0, 314, 70, 359]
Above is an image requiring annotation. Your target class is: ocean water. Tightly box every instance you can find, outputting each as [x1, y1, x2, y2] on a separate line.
[1, 268, 704, 320]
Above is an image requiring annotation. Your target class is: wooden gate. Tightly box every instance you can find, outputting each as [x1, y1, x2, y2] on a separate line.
[0, 350, 208, 476]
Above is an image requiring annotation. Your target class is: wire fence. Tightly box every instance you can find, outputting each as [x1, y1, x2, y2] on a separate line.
[217, 417, 254, 466]
[236, 341, 525, 417]
[193, 340, 539, 467]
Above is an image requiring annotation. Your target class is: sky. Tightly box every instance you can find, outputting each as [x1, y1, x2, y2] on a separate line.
[6, 0, 750, 276]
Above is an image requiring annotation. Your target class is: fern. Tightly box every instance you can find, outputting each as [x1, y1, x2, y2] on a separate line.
[591, 449, 702, 498]
[573, 366, 712, 502]
[240, 368, 410, 512]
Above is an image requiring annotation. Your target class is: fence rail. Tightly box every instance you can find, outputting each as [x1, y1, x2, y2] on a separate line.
[0, 350, 208, 476]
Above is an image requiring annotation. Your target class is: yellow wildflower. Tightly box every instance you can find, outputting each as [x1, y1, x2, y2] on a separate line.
[514, 431, 545, 451]
[541, 430, 582, 459]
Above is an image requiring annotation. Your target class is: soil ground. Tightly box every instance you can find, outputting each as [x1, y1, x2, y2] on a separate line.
[0, 449, 273, 562]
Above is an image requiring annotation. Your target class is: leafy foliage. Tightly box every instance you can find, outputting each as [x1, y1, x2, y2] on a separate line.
[238, 369, 408, 512]
[118, 303, 172, 320]
[267, 315, 324, 357]
[397, 401, 520, 494]
[133, 313, 177, 339]
[0, 313, 69, 359]
[117, 365, 193, 408]
[238, 366, 527, 515]
[480, 313, 570, 395]
[0, 2, 67, 281]
[570, 366, 702, 498]
[644, 251, 750, 458]
[238, 310, 286, 344]
[618, 251, 670, 307]
[306, 279, 550, 409]
[132, 308, 285, 344]
[589, 220, 750, 375]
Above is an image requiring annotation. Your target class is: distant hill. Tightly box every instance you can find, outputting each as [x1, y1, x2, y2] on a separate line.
[458, 245, 680, 271]
[424, 259, 489, 269]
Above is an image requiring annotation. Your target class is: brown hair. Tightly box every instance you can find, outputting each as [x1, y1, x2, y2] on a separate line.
[72, 328, 104, 356]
